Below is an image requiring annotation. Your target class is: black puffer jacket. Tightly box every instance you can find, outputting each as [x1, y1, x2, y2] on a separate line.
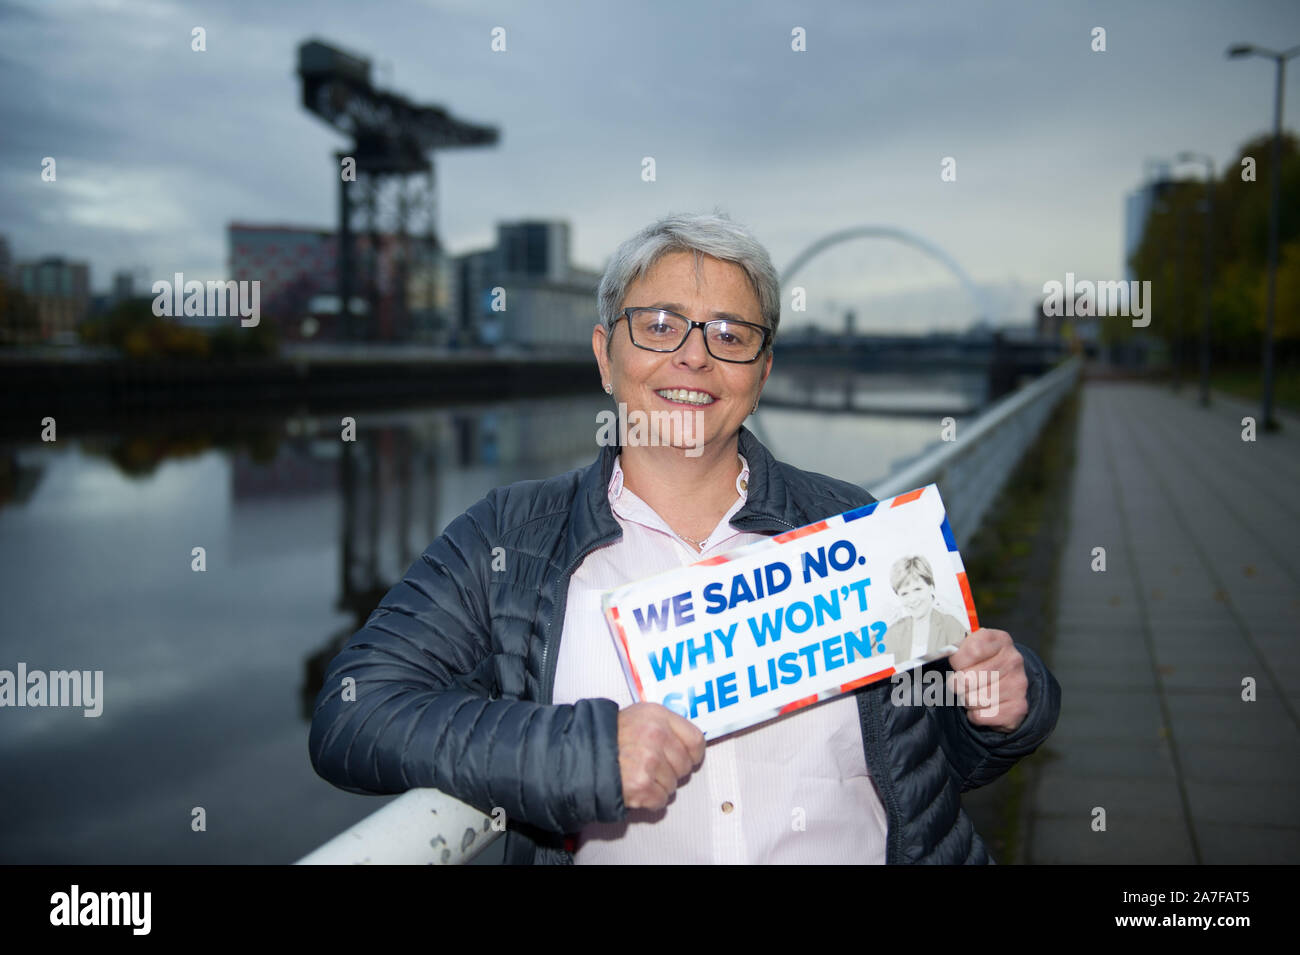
[309, 425, 1061, 863]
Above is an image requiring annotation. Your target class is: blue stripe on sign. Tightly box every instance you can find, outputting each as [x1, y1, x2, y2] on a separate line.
[939, 516, 958, 551]
[843, 502, 878, 522]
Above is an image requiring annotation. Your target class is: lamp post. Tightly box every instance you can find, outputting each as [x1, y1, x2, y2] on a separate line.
[1228, 43, 1300, 431]
[1174, 197, 1188, 391]
[1176, 152, 1216, 407]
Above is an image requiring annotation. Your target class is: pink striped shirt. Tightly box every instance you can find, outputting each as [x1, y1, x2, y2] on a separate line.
[551, 453, 888, 863]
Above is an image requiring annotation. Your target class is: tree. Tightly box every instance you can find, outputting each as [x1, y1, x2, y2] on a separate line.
[1129, 131, 1300, 361]
[0, 280, 42, 346]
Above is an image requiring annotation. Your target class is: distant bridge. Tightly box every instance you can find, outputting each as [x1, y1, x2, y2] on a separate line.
[772, 331, 1059, 370]
[767, 332, 1064, 410]
[780, 225, 997, 326]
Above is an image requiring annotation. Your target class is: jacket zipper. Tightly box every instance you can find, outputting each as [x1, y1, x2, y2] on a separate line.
[539, 532, 621, 706]
[859, 688, 902, 863]
[536, 532, 618, 866]
[731, 514, 797, 535]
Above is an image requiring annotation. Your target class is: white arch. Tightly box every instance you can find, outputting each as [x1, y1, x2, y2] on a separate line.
[780, 226, 993, 324]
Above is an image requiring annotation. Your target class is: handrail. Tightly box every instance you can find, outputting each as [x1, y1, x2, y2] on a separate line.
[870, 356, 1081, 547]
[295, 788, 499, 865]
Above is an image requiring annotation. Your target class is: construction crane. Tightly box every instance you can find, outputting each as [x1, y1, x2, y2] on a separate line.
[297, 38, 499, 342]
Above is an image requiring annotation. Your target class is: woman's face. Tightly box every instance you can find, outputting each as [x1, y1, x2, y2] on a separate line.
[593, 251, 772, 457]
[896, 575, 936, 618]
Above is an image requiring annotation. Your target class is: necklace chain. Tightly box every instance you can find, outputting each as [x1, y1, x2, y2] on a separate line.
[670, 454, 743, 551]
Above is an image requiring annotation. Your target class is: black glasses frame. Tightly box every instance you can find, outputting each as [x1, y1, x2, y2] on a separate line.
[616, 307, 772, 363]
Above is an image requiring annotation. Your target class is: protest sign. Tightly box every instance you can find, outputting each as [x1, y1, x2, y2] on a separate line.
[601, 483, 979, 740]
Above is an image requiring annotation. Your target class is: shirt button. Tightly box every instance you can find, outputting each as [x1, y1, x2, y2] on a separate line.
[739, 479, 748, 491]
[720, 801, 734, 814]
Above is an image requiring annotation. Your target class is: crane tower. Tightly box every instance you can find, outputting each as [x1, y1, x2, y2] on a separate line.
[297, 39, 499, 341]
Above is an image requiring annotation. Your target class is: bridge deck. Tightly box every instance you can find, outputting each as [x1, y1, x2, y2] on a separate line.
[1027, 380, 1300, 863]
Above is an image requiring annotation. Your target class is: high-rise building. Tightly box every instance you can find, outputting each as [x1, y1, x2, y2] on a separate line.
[1124, 161, 1175, 281]
[455, 220, 600, 350]
[111, 269, 137, 304]
[15, 256, 90, 342]
[498, 221, 571, 284]
[228, 223, 451, 342]
[228, 223, 337, 339]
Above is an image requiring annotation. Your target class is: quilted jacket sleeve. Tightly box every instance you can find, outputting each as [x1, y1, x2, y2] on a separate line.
[928, 640, 1061, 792]
[812, 477, 1062, 794]
[307, 489, 626, 834]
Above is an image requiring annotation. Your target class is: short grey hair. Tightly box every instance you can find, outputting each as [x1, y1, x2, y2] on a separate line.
[597, 211, 780, 350]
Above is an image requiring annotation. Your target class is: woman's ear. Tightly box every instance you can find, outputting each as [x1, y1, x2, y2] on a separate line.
[592, 322, 610, 385]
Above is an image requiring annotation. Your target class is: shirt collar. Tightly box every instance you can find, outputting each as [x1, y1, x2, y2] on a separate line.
[564, 424, 799, 569]
[608, 453, 750, 502]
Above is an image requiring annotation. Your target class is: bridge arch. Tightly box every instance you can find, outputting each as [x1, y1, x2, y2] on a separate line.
[780, 226, 993, 325]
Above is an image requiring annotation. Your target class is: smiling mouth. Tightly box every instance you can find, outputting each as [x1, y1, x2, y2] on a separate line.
[655, 388, 716, 406]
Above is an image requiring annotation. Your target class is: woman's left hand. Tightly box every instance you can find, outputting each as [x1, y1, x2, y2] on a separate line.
[947, 628, 1028, 733]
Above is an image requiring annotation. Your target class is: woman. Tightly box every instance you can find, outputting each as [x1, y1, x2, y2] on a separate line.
[884, 555, 971, 663]
[309, 212, 1060, 864]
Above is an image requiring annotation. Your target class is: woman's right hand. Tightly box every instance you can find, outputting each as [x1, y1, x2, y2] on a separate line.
[616, 702, 706, 811]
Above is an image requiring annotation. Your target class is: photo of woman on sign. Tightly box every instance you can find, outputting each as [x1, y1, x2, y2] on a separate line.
[883, 554, 970, 663]
[309, 211, 1060, 865]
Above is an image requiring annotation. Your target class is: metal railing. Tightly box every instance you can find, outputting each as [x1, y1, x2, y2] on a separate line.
[295, 788, 501, 865]
[870, 356, 1080, 548]
[297, 356, 1082, 864]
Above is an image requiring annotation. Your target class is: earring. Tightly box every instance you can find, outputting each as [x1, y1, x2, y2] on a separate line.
[603, 383, 613, 395]
[750, 400, 759, 415]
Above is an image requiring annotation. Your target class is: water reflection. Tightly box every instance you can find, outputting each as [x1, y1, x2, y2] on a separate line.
[92, 427, 282, 479]
[0, 394, 602, 863]
[297, 401, 604, 723]
[0, 371, 983, 862]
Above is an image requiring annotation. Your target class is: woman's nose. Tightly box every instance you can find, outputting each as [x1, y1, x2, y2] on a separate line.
[676, 325, 712, 364]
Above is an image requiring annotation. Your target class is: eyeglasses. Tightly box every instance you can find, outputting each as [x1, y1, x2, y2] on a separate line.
[616, 307, 772, 363]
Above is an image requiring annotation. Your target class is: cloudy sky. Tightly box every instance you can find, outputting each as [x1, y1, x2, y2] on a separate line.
[3, 0, 1298, 330]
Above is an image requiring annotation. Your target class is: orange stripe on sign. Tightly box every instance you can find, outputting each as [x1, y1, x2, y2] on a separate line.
[779, 693, 819, 714]
[957, 571, 980, 630]
[840, 666, 896, 692]
[695, 555, 731, 566]
[889, 487, 925, 507]
[609, 608, 645, 699]
[774, 521, 827, 544]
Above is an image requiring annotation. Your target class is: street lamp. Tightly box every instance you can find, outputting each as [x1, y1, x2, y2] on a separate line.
[1228, 42, 1300, 431]
[1176, 151, 1216, 408]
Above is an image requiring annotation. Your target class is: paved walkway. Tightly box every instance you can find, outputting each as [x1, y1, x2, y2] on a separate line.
[1026, 381, 1300, 864]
